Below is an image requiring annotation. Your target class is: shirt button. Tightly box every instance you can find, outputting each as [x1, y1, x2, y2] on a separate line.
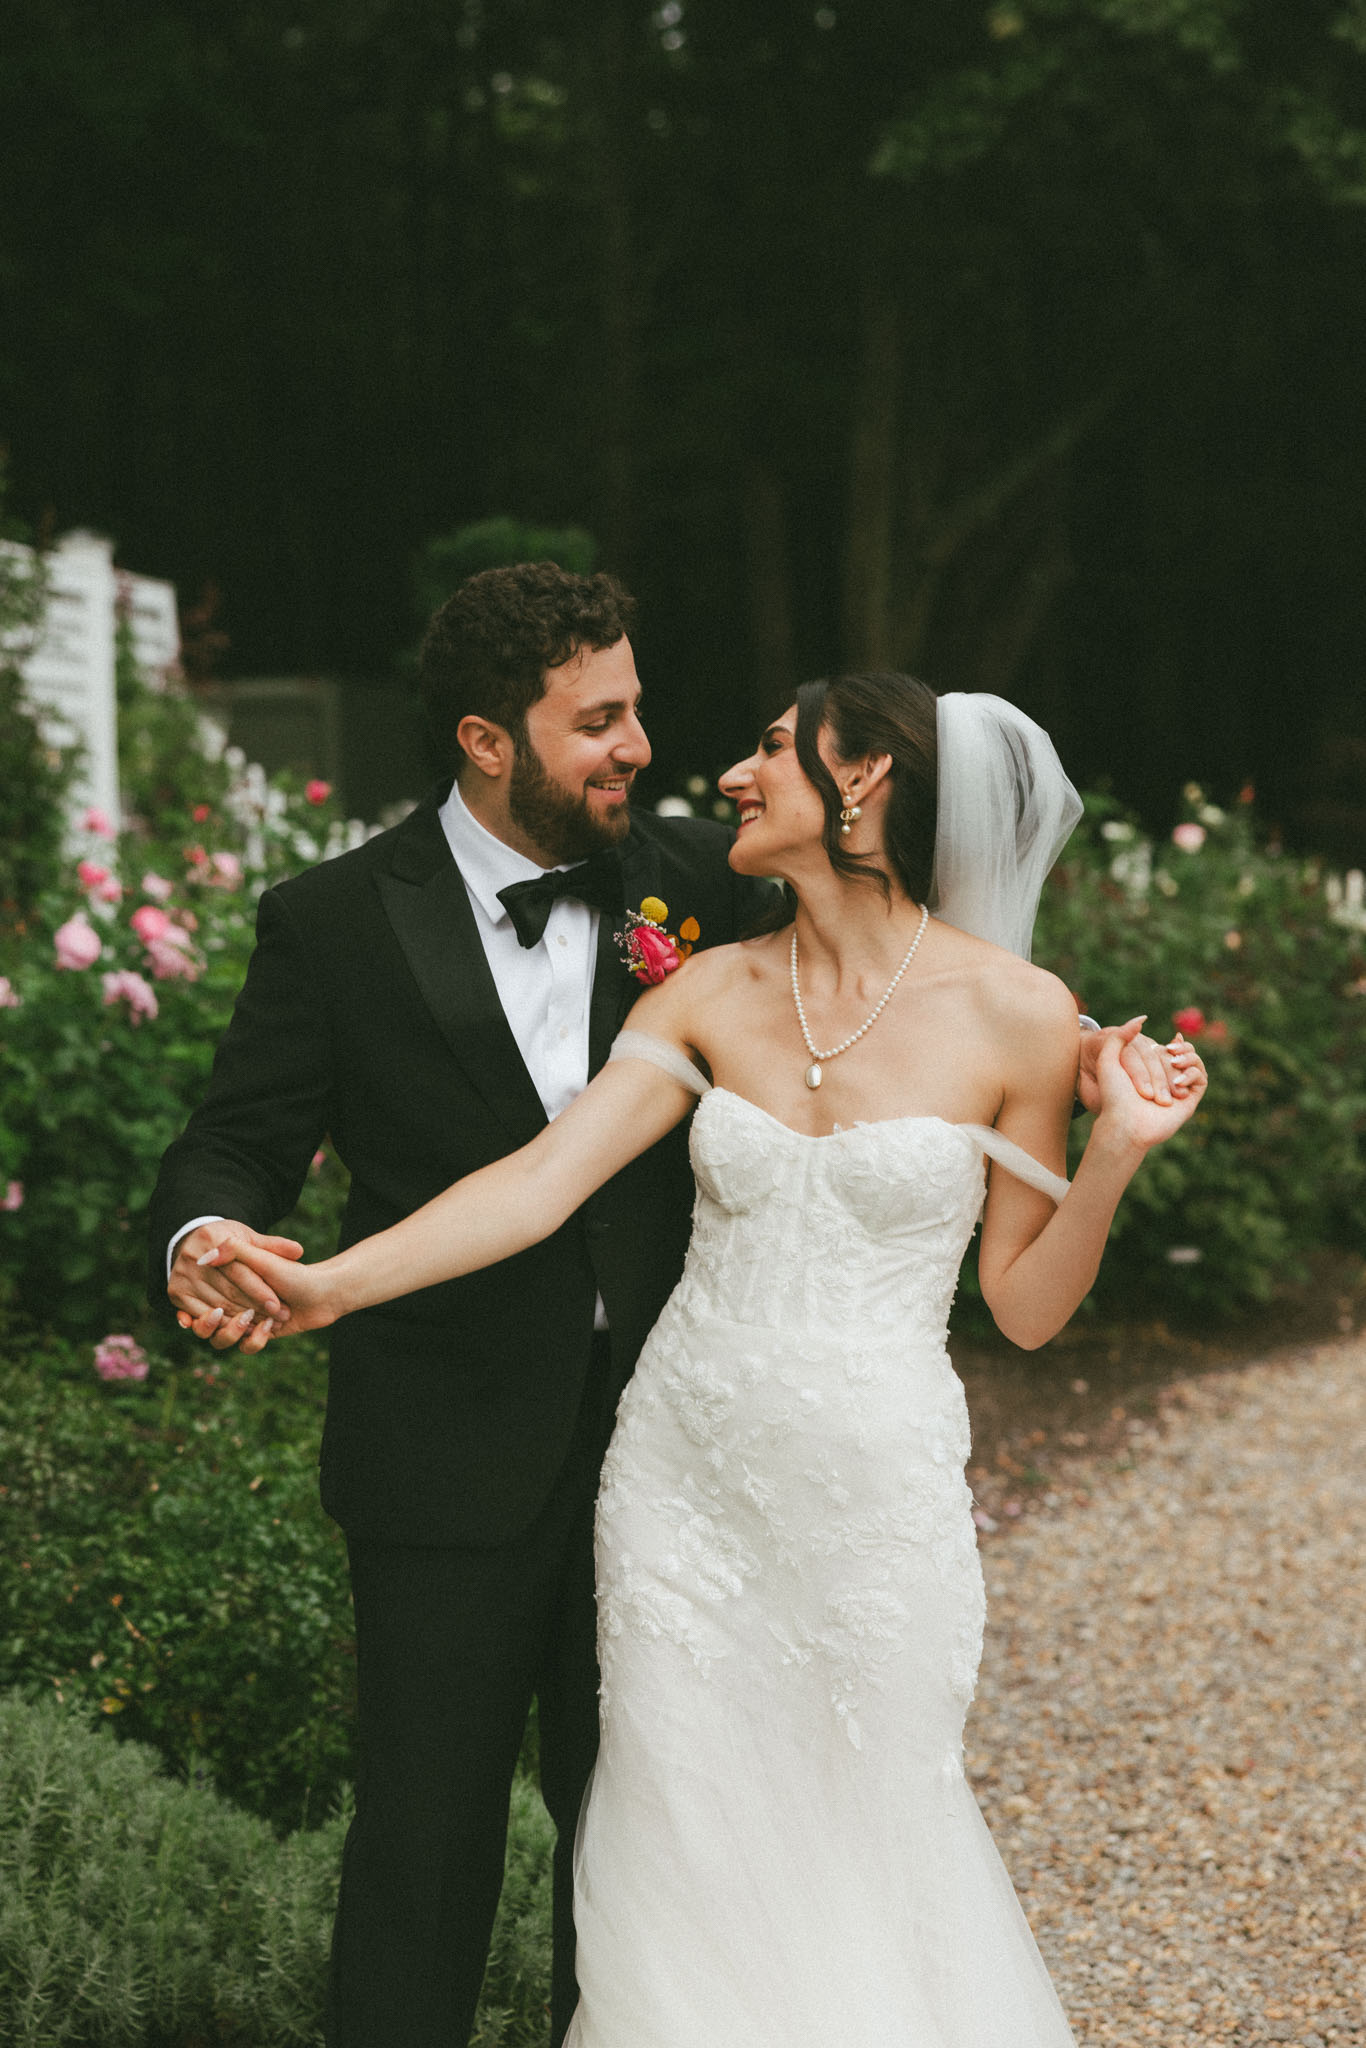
[560, 1027, 569, 1040]
[557, 934, 568, 947]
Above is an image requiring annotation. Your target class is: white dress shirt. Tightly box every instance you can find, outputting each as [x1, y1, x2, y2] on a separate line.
[437, 781, 600, 1120]
[169, 784, 608, 1320]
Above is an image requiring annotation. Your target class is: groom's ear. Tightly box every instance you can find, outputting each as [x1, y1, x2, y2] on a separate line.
[455, 714, 514, 783]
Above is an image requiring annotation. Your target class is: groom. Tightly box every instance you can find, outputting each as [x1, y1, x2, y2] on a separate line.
[150, 563, 774, 2046]
[153, 564, 1170, 2046]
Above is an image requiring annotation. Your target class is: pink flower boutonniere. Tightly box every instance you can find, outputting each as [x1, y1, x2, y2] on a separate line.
[616, 897, 700, 985]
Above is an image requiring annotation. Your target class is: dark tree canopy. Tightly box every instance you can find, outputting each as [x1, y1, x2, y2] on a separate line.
[3, 0, 1365, 851]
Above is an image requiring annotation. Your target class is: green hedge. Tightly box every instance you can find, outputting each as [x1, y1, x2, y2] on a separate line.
[0, 1696, 553, 2048]
[0, 1326, 352, 1832]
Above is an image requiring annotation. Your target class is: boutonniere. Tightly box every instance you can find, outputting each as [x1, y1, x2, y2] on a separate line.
[616, 896, 700, 985]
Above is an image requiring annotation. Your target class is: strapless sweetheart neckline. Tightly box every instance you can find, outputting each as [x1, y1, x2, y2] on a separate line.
[704, 1086, 986, 1146]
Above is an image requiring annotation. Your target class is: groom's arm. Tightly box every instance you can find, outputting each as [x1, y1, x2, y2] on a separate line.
[147, 885, 334, 1323]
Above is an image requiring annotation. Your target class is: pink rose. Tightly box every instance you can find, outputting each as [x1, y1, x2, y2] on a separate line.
[0, 977, 20, 1010]
[96, 877, 123, 904]
[146, 930, 202, 981]
[1172, 1006, 1205, 1039]
[93, 1334, 150, 1383]
[1171, 822, 1206, 853]
[1, 1181, 23, 1212]
[631, 924, 681, 985]
[83, 807, 116, 838]
[78, 860, 110, 889]
[205, 850, 244, 889]
[141, 872, 174, 903]
[129, 904, 172, 944]
[54, 912, 102, 971]
[305, 779, 332, 805]
[101, 970, 160, 1024]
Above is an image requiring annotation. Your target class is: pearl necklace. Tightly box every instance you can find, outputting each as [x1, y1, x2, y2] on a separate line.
[790, 903, 930, 1090]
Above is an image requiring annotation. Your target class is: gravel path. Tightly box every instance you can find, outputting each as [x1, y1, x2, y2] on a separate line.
[966, 1335, 1366, 2048]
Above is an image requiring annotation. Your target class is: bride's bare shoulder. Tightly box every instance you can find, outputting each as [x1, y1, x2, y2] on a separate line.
[625, 928, 782, 1035]
[930, 920, 1079, 1049]
[687, 928, 785, 990]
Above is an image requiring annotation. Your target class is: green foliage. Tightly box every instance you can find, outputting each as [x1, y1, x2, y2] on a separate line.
[0, 1325, 352, 1832]
[113, 597, 231, 851]
[0, 853, 350, 1335]
[412, 518, 600, 630]
[0, 482, 75, 928]
[1035, 786, 1366, 1315]
[0, 1692, 341, 2047]
[0, 636, 353, 1337]
[0, 1695, 555, 2046]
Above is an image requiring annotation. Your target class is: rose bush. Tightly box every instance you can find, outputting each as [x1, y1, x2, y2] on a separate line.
[0, 832, 355, 1334]
[0, 635, 367, 1336]
[1034, 785, 1365, 1315]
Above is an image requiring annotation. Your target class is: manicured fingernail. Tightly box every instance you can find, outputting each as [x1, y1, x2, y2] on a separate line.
[239, 1309, 255, 1326]
[207, 1308, 224, 1324]
[257, 1318, 274, 1339]
[196, 1248, 218, 1267]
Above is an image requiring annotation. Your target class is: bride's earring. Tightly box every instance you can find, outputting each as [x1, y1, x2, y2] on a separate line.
[839, 793, 862, 836]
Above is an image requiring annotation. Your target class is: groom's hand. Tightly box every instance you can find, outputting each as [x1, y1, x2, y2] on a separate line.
[169, 1221, 303, 1349]
[1077, 1016, 1202, 1115]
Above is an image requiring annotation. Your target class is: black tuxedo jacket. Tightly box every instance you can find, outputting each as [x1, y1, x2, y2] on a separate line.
[147, 790, 771, 1547]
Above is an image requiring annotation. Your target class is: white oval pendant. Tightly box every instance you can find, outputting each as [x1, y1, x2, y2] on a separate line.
[804, 1062, 822, 1090]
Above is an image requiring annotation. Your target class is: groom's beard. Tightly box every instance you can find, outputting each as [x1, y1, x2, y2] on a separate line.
[508, 734, 633, 862]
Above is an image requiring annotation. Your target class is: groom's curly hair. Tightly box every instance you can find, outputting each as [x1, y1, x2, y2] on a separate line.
[420, 562, 637, 771]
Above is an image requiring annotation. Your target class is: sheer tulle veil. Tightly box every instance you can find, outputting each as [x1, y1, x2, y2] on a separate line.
[930, 693, 1083, 962]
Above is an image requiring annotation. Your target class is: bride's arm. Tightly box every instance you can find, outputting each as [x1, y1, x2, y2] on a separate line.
[978, 975, 1206, 1350]
[190, 986, 705, 1339]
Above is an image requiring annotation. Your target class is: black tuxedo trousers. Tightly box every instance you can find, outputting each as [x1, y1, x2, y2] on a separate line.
[333, 1331, 620, 2046]
[147, 792, 773, 2045]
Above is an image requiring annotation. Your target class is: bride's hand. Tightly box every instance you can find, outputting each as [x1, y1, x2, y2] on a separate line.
[1091, 1028, 1207, 1154]
[183, 1239, 345, 1350]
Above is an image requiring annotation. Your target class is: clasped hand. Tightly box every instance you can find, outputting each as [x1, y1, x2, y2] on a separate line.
[169, 1221, 305, 1354]
[174, 1228, 338, 1352]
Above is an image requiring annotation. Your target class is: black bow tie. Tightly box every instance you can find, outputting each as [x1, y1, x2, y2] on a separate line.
[496, 849, 624, 949]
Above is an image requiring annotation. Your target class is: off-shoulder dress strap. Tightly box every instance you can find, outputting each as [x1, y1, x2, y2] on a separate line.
[608, 1029, 712, 1098]
[957, 1123, 1070, 1207]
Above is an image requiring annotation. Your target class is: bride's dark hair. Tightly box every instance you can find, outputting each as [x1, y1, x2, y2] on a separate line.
[751, 671, 939, 931]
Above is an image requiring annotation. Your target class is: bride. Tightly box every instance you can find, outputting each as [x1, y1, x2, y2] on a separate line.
[201, 674, 1205, 2046]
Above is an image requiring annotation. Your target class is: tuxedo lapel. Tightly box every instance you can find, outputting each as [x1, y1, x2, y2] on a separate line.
[588, 830, 663, 1076]
[375, 798, 548, 1147]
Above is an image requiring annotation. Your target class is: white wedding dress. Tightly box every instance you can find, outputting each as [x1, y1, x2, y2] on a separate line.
[564, 1032, 1078, 2048]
